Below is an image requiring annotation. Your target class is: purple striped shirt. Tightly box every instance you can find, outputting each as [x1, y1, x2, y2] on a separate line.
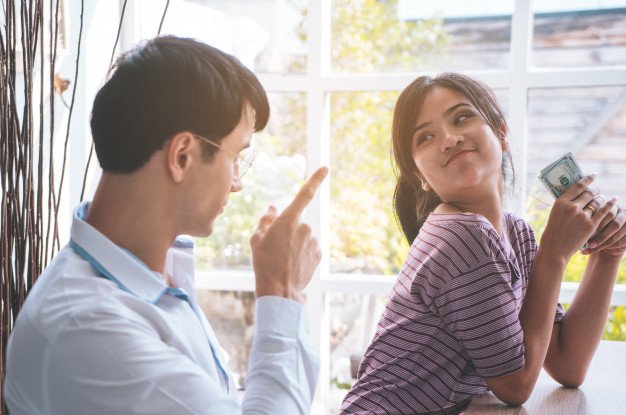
[341, 212, 564, 415]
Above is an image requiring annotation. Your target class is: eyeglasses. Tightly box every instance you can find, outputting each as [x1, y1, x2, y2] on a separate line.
[193, 134, 256, 179]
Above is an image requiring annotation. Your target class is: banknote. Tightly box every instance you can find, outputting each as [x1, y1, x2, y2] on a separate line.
[538, 152, 584, 198]
[539, 153, 589, 249]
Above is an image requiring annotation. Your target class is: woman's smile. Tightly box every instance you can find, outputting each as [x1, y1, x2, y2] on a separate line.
[445, 149, 476, 166]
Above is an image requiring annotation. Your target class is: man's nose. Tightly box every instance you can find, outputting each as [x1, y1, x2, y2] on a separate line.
[230, 176, 243, 193]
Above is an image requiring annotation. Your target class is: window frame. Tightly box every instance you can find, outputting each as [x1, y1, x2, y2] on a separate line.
[129, 0, 626, 411]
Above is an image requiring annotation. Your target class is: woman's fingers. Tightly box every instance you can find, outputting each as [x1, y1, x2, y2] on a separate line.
[593, 197, 617, 232]
[572, 184, 600, 208]
[586, 203, 625, 253]
[562, 174, 597, 202]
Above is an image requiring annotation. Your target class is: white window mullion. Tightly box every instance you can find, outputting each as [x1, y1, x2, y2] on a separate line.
[260, 67, 626, 94]
[508, 0, 533, 214]
[257, 74, 309, 91]
[303, 0, 331, 412]
[527, 67, 626, 88]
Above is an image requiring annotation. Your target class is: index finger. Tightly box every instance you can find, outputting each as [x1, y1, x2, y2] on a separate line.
[561, 173, 596, 201]
[281, 167, 329, 220]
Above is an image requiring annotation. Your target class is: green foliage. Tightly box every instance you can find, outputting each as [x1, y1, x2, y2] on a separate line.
[329, 0, 449, 274]
[330, 91, 405, 274]
[194, 98, 307, 270]
[606, 306, 626, 341]
[332, 0, 450, 73]
[331, 377, 353, 390]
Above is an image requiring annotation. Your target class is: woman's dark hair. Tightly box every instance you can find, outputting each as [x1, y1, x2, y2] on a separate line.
[90, 36, 270, 173]
[392, 72, 514, 244]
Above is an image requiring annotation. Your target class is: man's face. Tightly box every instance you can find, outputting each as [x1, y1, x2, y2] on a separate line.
[181, 104, 255, 237]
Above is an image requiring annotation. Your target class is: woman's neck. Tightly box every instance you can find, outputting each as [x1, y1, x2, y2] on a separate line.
[435, 198, 505, 237]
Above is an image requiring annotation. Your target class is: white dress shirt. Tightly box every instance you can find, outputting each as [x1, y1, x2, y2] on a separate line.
[4, 202, 319, 414]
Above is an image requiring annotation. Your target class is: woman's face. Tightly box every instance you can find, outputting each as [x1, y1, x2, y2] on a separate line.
[410, 86, 506, 204]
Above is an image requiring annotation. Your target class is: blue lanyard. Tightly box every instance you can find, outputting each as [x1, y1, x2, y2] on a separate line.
[69, 239, 230, 389]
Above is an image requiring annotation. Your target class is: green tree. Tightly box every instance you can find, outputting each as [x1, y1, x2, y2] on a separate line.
[330, 0, 450, 274]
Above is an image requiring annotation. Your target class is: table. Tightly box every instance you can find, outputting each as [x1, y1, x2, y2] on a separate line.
[465, 340, 626, 414]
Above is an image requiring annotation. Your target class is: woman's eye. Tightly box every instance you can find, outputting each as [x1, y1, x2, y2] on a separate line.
[455, 112, 472, 125]
[417, 133, 434, 145]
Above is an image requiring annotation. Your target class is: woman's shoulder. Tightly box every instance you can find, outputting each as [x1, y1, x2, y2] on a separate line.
[407, 214, 504, 304]
[420, 212, 499, 247]
[503, 211, 536, 241]
[411, 213, 502, 272]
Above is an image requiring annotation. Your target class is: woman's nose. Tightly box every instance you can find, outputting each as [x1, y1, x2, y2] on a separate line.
[440, 129, 464, 152]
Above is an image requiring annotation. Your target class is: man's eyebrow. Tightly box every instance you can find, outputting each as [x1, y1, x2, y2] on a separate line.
[412, 103, 472, 134]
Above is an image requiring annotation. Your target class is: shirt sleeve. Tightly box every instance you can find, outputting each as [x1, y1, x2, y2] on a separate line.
[433, 258, 526, 379]
[242, 296, 320, 414]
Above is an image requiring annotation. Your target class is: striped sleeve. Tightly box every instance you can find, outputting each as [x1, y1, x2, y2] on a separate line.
[432, 259, 525, 378]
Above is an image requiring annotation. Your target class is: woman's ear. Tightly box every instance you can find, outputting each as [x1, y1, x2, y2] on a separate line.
[416, 172, 431, 191]
[167, 132, 195, 183]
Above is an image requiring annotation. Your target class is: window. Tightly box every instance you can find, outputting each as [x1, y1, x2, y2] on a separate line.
[121, 1, 626, 413]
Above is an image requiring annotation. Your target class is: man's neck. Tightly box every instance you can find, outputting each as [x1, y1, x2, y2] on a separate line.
[85, 173, 174, 273]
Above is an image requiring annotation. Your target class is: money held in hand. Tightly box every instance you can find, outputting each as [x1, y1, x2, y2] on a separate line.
[538, 152, 584, 198]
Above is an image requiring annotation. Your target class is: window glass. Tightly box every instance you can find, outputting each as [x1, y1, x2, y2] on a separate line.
[198, 290, 255, 389]
[327, 292, 389, 413]
[331, 0, 513, 73]
[195, 92, 307, 270]
[137, 0, 307, 74]
[532, 2, 626, 68]
[329, 91, 407, 275]
[526, 86, 626, 283]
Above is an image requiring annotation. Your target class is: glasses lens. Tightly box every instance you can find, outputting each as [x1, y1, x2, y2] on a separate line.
[238, 148, 256, 178]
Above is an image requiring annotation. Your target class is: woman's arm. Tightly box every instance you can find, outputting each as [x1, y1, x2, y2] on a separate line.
[483, 248, 567, 405]
[543, 204, 626, 387]
[543, 252, 621, 387]
[483, 175, 616, 406]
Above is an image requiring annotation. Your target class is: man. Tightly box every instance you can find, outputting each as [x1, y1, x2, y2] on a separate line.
[4, 36, 326, 414]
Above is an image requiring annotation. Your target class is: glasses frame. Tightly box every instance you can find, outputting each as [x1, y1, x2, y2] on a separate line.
[193, 133, 256, 179]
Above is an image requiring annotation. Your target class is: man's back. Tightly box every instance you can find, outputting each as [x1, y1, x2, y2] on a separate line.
[5, 235, 241, 414]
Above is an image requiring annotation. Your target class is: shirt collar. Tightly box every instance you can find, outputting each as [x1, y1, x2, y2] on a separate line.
[71, 202, 179, 303]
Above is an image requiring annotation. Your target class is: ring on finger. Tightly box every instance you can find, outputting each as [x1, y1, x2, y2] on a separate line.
[583, 205, 596, 216]
[591, 194, 605, 206]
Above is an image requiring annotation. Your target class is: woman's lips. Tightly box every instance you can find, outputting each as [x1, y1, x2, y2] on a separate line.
[446, 149, 475, 166]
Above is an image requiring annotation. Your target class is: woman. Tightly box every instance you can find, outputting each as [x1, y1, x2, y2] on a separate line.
[341, 73, 626, 415]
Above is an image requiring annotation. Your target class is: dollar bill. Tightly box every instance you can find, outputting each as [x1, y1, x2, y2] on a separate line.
[538, 152, 584, 198]
[539, 152, 590, 250]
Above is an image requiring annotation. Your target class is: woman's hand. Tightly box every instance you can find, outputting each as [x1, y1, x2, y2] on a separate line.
[584, 204, 626, 257]
[541, 174, 617, 262]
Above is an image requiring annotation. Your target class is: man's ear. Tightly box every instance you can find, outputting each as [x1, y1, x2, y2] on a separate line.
[166, 132, 195, 183]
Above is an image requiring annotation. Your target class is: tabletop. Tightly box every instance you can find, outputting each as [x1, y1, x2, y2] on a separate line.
[465, 340, 626, 414]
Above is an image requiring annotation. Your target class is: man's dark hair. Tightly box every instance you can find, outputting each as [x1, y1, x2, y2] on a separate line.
[90, 36, 270, 173]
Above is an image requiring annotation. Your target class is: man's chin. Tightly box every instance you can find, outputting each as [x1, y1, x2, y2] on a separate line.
[186, 224, 214, 238]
